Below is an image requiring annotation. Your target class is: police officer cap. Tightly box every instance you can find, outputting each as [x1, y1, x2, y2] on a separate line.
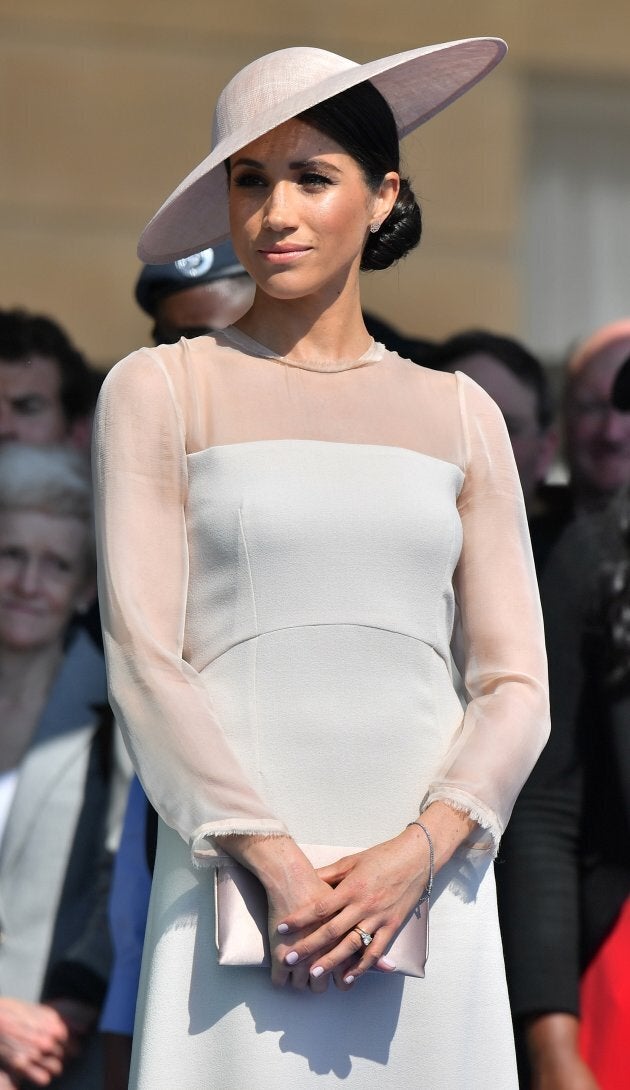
[135, 241, 246, 316]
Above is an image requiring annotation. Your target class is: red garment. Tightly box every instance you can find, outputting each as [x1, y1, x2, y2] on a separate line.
[580, 897, 630, 1089]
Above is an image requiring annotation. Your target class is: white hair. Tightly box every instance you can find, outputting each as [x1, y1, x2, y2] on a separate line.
[0, 443, 94, 567]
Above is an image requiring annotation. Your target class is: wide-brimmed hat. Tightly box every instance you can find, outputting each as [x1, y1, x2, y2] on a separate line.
[138, 38, 506, 264]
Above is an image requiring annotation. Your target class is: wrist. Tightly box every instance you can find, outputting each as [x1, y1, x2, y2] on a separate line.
[410, 801, 476, 870]
[404, 820, 434, 903]
[526, 1012, 581, 1063]
[214, 833, 312, 894]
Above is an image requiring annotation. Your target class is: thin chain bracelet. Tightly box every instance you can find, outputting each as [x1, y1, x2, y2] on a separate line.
[406, 819, 434, 906]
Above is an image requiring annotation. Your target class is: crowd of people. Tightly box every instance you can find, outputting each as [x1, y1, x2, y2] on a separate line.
[1, 33, 629, 1090]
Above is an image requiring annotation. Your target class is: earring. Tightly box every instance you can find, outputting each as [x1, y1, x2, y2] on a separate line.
[369, 222, 380, 234]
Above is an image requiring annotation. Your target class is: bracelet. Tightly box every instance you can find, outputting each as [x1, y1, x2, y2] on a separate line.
[406, 820, 434, 906]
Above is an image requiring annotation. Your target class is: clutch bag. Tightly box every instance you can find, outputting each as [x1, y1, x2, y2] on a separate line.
[214, 843, 429, 977]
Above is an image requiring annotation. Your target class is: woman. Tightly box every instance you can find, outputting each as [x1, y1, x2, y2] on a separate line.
[93, 39, 549, 1089]
[499, 489, 630, 1090]
[0, 444, 123, 1089]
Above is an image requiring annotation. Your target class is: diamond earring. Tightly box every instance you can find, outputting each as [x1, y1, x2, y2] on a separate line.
[369, 222, 380, 234]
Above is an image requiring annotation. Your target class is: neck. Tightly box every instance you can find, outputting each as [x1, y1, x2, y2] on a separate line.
[234, 269, 370, 364]
[0, 639, 65, 704]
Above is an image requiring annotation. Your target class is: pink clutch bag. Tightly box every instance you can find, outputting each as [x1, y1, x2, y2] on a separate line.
[214, 843, 429, 978]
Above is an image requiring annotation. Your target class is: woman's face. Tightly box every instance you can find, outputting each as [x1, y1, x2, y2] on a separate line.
[0, 510, 94, 653]
[228, 118, 398, 301]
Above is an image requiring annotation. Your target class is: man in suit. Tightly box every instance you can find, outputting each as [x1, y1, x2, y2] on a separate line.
[0, 310, 96, 451]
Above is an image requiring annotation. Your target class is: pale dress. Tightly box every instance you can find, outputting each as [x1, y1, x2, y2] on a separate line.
[93, 329, 549, 1089]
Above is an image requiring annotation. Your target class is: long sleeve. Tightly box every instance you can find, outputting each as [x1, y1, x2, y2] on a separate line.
[92, 349, 289, 863]
[423, 373, 550, 853]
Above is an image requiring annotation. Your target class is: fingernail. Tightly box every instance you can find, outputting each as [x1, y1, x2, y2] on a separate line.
[310, 966, 325, 978]
[343, 974, 355, 984]
[277, 923, 289, 934]
[285, 951, 299, 965]
[379, 956, 397, 971]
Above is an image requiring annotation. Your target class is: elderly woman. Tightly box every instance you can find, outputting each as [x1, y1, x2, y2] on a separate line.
[93, 38, 549, 1090]
[0, 444, 128, 1090]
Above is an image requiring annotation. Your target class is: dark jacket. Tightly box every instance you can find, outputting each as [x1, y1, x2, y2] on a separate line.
[497, 501, 630, 1019]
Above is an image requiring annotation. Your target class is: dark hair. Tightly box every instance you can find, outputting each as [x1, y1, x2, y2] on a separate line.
[419, 329, 554, 430]
[363, 312, 434, 360]
[0, 308, 96, 424]
[299, 81, 422, 271]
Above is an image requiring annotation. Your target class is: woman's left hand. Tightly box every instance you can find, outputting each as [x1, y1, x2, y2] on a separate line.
[277, 802, 474, 989]
[277, 828, 428, 989]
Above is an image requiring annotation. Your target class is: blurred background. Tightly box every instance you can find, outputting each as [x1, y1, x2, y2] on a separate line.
[2, 0, 630, 370]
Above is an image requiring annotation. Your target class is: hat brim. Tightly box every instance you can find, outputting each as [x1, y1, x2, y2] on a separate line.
[138, 37, 506, 264]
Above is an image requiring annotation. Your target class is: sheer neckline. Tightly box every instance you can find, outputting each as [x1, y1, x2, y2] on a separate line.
[220, 326, 386, 373]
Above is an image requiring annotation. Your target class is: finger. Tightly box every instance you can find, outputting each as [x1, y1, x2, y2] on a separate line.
[282, 906, 359, 966]
[310, 921, 401, 982]
[332, 957, 358, 992]
[306, 924, 372, 980]
[308, 966, 329, 995]
[12, 1053, 57, 1086]
[40, 1052, 65, 1077]
[270, 960, 290, 988]
[339, 931, 397, 983]
[287, 961, 312, 991]
[315, 854, 357, 886]
[38, 1033, 67, 1058]
[375, 954, 397, 973]
[276, 889, 343, 935]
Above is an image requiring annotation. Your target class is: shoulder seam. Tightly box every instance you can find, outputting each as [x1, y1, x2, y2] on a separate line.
[453, 371, 472, 469]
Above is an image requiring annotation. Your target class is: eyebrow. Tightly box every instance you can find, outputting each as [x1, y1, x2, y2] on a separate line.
[231, 156, 342, 175]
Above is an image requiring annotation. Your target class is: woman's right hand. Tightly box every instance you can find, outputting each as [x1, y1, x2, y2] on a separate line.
[212, 834, 336, 993]
[265, 871, 338, 993]
[527, 1013, 600, 1090]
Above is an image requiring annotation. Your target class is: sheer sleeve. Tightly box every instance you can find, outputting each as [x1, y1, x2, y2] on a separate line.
[92, 349, 289, 864]
[423, 372, 550, 854]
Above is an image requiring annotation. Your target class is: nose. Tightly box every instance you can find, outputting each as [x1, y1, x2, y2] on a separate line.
[263, 181, 298, 232]
[15, 557, 42, 596]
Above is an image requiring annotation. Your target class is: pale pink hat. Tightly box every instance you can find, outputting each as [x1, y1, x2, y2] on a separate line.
[138, 38, 507, 264]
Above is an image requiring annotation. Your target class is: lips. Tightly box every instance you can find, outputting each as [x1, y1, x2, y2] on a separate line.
[1, 601, 44, 616]
[257, 245, 312, 264]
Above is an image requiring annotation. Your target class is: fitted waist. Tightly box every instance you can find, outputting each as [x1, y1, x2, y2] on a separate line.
[186, 620, 450, 676]
[194, 623, 465, 843]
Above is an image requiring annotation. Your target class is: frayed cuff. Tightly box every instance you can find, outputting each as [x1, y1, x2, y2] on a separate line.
[421, 786, 502, 858]
[190, 818, 290, 867]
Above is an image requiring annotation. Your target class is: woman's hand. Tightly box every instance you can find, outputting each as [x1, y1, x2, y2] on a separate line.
[527, 1013, 601, 1090]
[276, 802, 474, 988]
[275, 832, 426, 988]
[213, 834, 337, 993]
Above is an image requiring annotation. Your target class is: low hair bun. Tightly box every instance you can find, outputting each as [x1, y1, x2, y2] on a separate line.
[361, 178, 422, 272]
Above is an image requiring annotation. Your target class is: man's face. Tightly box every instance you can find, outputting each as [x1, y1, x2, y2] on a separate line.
[566, 342, 630, 506]
[153, 279, 255, 344]
[446, 353, 555, 507]
[0, 356, 70, 445]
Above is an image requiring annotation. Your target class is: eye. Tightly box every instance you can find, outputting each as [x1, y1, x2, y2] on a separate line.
[0, 546, 24, 562]
[299, 171, 333, 189]
[232, 171, 266, 188]
[46, 556, 73, 574]
[14, 396, 48, 417]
